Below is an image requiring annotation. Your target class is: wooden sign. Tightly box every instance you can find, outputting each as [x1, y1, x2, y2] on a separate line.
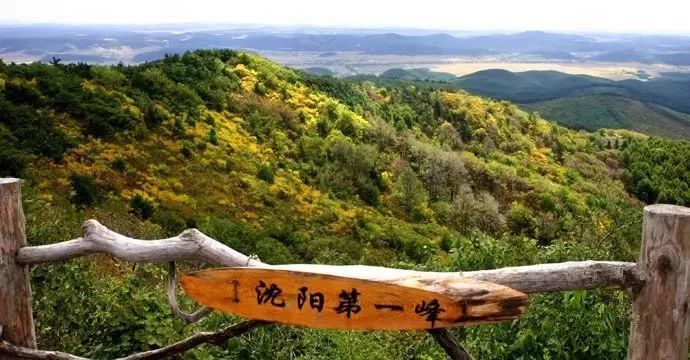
[181, 268, 528, 330]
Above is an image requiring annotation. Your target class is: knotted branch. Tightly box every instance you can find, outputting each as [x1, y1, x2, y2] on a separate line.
[0, 320, 268, 360]
[16, 220, 264, 267]
[167, 262, 213, 324]
[118, 319, 268, 360]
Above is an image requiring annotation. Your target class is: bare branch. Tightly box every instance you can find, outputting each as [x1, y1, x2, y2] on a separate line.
[428, 328, 473, 360]
[118, 320, 268, 360]
[17, 220, 264, 267]
[271, 261, 640, 294]
[0, 339, 88, 360]
[167, 262, 213, 324]
[596, 219, 639, 247]
[0, 320, 268, 360]
[454, 260, 642, 293]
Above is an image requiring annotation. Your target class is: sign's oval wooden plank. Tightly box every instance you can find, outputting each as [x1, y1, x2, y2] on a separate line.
[181, 268, 528, 330]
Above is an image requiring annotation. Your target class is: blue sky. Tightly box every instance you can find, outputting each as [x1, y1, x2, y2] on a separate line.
[3, 0, 689, 34]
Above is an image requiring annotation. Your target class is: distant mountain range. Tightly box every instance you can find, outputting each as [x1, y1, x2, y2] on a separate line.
[377, 68, 690, 139]
[3, 25, 690, 65]
[4, 24, 690, 138]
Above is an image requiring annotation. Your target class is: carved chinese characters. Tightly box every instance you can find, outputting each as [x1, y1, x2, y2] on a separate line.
[182, 268, 528, 330]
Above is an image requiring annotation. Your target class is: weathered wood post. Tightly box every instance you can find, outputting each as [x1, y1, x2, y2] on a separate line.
[628, 204, 690, 359]
[0, 178, 36, 358]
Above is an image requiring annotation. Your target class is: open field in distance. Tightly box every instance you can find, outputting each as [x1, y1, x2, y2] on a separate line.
[431, 61, 679, 80]
[259, 51, 690, 80]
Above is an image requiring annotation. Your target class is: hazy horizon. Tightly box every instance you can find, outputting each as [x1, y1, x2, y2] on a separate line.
[2, 23, 690, 38]
[3, 0, 690, 35]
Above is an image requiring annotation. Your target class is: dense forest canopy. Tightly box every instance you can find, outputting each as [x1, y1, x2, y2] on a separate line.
[621, 137, 690, 206]
[0, 50, 687, 359]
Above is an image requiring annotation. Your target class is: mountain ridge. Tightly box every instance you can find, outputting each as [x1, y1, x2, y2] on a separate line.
[377, 67, 690, 138]
[5, 26, 690, 65]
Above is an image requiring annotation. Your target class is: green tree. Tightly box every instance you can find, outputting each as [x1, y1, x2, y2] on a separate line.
[393, 169, 427, 214]
[436, 121, 463, 150]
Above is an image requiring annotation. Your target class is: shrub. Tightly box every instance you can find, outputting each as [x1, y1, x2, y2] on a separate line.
[180, 143, 193, 158]
[253, 82, 268, 95]
[69, 174, 104, 207]
[90, 65, 126, 88]
[172, 118, 186, 138]
[4, 80, 44, 107]
[0, 146, 27, 177]
[129, 194, 154, 220]
[143, 102, 168, 129]
[257, 163, 275, 183]
[208, 128, 219, 145]
[507, 202, 537, 237]
[70, 175, 105, 207]
[358, 185, 381, 207]
[82, 89, 139, 138]
[393, 169, 427, 214]
[450, 187, 505, 235]
[151, 208, 186, 235]
[436, 121, 463, 150]
[110, 157, 127, 172]
[320, 139, 383, 206]
[335, 111, 358, 137]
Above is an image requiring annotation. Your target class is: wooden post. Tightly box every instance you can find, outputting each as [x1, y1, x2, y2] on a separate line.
[628, 204, 690, 360]
[0, 178, 36, 358]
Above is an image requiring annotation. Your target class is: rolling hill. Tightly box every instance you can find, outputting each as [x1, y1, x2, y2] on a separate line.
[454, 69, 614, 103]
[522, 94, 690, 139]
[379, 67, 457, 82]
[379, 68, 690, 139]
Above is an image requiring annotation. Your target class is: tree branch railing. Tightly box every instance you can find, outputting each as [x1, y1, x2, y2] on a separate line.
[1, 178, 689, 360]
[16, 219, 642, 295]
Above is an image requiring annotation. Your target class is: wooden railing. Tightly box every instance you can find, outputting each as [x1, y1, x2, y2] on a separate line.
[1, 177, 688, 359]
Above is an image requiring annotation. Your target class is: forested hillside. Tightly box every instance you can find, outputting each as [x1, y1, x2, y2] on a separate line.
[378, 68, 690, 139]
[456, 70, 690, 139]
[0, 50, 685, 359]
[521, 94, 690, 139]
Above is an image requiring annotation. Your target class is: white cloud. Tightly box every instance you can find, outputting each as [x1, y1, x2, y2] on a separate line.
[2, 0, 689, 34]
